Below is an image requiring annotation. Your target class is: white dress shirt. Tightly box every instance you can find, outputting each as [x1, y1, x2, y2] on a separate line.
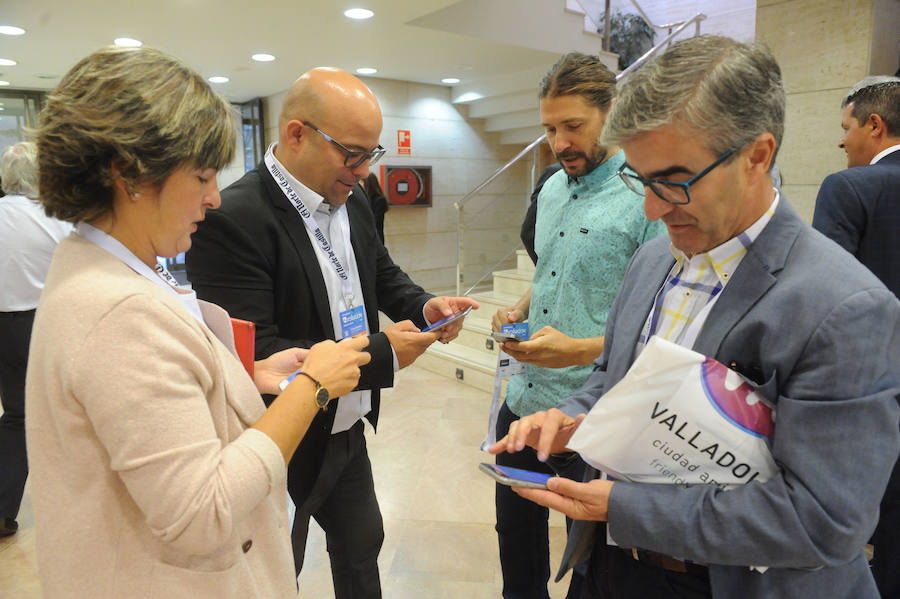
[266, 147, 385, 434]
[0, 194, 73, 311]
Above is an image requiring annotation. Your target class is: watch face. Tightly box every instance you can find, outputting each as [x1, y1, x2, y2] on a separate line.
[315, 387, 330, 409]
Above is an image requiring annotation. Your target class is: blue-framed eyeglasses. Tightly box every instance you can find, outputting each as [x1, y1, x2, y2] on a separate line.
[303, 121, 386, 169]
[617, 147, 738, 205]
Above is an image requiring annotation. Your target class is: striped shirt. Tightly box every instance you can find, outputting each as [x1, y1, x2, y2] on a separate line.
[638, 191, 780, 349]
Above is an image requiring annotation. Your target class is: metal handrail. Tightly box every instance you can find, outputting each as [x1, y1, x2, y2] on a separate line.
[453, 10, 706, 295]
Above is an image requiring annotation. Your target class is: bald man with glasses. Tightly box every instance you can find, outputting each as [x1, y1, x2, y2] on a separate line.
[187, 67, 476, 599]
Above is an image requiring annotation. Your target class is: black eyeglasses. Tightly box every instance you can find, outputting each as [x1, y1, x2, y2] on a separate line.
[617, 147, 738, 205]
[303, 121, 386, 169]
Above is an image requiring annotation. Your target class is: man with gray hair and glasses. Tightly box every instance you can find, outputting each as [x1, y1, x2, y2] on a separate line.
[491, 35, 900, 598]
[812, 75, 900, 599]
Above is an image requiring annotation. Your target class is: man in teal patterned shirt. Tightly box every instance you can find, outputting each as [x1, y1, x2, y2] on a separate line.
[490, 52, 666, 599]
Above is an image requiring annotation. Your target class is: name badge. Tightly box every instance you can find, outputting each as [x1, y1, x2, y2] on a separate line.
[501, 322, 529, 339]
[340, 305, 368, 338]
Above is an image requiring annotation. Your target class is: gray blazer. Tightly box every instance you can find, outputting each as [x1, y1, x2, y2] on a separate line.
[555, 198, 900, 598]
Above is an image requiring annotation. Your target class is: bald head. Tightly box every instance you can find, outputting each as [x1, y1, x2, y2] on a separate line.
[275, 67, 384, 205]
[278, 67, 382, 142]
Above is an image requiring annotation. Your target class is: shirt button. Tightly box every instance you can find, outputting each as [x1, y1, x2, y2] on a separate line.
[559, 231, 565, 237]
[684, 291, 691, 296]
[572, 194, 578, 199]
[242, 540, 253, 553]
[528, 383, 533, 388]
[543, 309, 548, 314]
[551, 271, 556, 276]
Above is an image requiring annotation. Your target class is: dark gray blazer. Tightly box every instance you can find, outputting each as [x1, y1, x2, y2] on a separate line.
[556, 198, 900, 598]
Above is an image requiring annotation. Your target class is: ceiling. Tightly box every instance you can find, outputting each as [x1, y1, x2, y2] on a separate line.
[0, 0, 562, 103]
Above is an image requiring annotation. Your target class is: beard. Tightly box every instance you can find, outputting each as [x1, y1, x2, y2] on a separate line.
[556, 138, 609, 178]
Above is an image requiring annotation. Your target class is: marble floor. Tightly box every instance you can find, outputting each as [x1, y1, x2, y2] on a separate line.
[0, 365, 573, 598]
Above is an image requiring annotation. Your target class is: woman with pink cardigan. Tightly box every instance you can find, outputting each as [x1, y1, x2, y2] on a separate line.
[26, 46, 370, 598]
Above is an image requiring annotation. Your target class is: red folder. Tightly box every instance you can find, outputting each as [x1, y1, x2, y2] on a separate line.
[230, 318, 256, 379]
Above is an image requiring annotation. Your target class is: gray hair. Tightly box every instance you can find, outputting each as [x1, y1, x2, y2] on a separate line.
[602, 35, 785, 168]
[1, 141, 39, 197]
[842, 76, 900, 137]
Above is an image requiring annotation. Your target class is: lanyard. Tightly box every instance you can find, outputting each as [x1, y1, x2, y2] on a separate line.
[264, 146, 355, 309]
[74, 223, 205, 323]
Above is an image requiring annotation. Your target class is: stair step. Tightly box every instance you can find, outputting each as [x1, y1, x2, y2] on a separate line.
[493, 268, 533, 297]
[417, 340, 498, 393]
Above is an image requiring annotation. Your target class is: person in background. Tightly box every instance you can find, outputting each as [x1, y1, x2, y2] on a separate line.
[812, 75, 900, 599]
[363, 172, 388, 244]
[490, 52, 666, 599]
[0, 141, 72, 537]
[27, 46, 370, 599]
[493, 35, 899, 599]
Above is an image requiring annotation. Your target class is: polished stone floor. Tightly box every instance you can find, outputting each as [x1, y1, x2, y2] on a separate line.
[0, 365, 572, 598]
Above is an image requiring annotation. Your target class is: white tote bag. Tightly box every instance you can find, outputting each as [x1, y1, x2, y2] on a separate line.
[567, 336, 777, 489]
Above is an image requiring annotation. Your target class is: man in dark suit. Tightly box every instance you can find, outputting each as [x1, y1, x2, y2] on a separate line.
[812, 75, 900, 599]
[492, 36, 899, 599]
[186, 67, 477, 599]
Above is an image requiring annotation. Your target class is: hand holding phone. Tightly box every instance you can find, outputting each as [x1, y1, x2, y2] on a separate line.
[491, 331, 525, 343]
[422, 306, 472, 332]
[479, 463, 551, 488]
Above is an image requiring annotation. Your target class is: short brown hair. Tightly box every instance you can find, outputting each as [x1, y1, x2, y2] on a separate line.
[35, 46, 236, 223]
[539, 52, 617, 110]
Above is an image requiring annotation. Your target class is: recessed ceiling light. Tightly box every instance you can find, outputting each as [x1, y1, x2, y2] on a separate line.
[208, 76, 230, 84]
[356, 67, 377, 75]
[0, 26, 25, 36]
[0, 81, 10, 86]
[0, 58, 17, 66]
[114, 37, 143, 47]
[441, 78, 460, 84]
[0, 107, 4, 111]
[344, 8, 374, 19]
[252, 53, 276, 62]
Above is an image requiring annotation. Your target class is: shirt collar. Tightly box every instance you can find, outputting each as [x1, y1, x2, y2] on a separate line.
[668, 188, 781, 285]
[870, 143, 900, 164]
[266, 143, 329, 214]
[566, 148, 625, 187]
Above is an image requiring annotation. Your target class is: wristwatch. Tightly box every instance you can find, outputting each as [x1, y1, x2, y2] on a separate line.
[296, 371, 331, 411]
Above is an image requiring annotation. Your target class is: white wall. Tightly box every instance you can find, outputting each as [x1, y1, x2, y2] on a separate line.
[263, 77, 530, 293]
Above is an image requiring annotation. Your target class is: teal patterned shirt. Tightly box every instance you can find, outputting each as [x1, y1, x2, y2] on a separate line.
[505, 149, 667, 417]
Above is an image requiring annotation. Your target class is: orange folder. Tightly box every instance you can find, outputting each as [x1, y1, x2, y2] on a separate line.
[230, 318, 256, 379]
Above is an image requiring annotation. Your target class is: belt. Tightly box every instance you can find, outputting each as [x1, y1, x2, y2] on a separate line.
[621, 547, 708, 576]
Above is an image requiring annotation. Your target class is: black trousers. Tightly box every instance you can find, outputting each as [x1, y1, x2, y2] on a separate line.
[582, 540, 711, 599]
[0, 309, 34, 520]
[872, 455, 900, 598]
[495, 401, 586, 599]
[292, 420, 384, 599]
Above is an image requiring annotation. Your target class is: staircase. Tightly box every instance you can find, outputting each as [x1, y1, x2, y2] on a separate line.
[414, 249, 534, 392]
[409, 0, 619, 145]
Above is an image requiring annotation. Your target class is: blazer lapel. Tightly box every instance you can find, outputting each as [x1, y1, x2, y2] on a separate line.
[608, 248, 674, 383]
[259, 165, 335, 338]
[197, 299, 266, 428]
[693, 196, 802, 358]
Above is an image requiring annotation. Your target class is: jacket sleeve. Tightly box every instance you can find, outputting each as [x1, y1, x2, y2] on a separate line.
[187, 206, 322, 358]
[70, 294, 286, 556]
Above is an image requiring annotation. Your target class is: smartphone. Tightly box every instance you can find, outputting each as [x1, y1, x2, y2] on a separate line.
[479, 463, 552, 489]
[422, 306, 473, 332]
[491, 331, 525, 343]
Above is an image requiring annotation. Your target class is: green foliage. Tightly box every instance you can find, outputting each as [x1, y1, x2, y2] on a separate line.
[598, 11, 656, 71]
